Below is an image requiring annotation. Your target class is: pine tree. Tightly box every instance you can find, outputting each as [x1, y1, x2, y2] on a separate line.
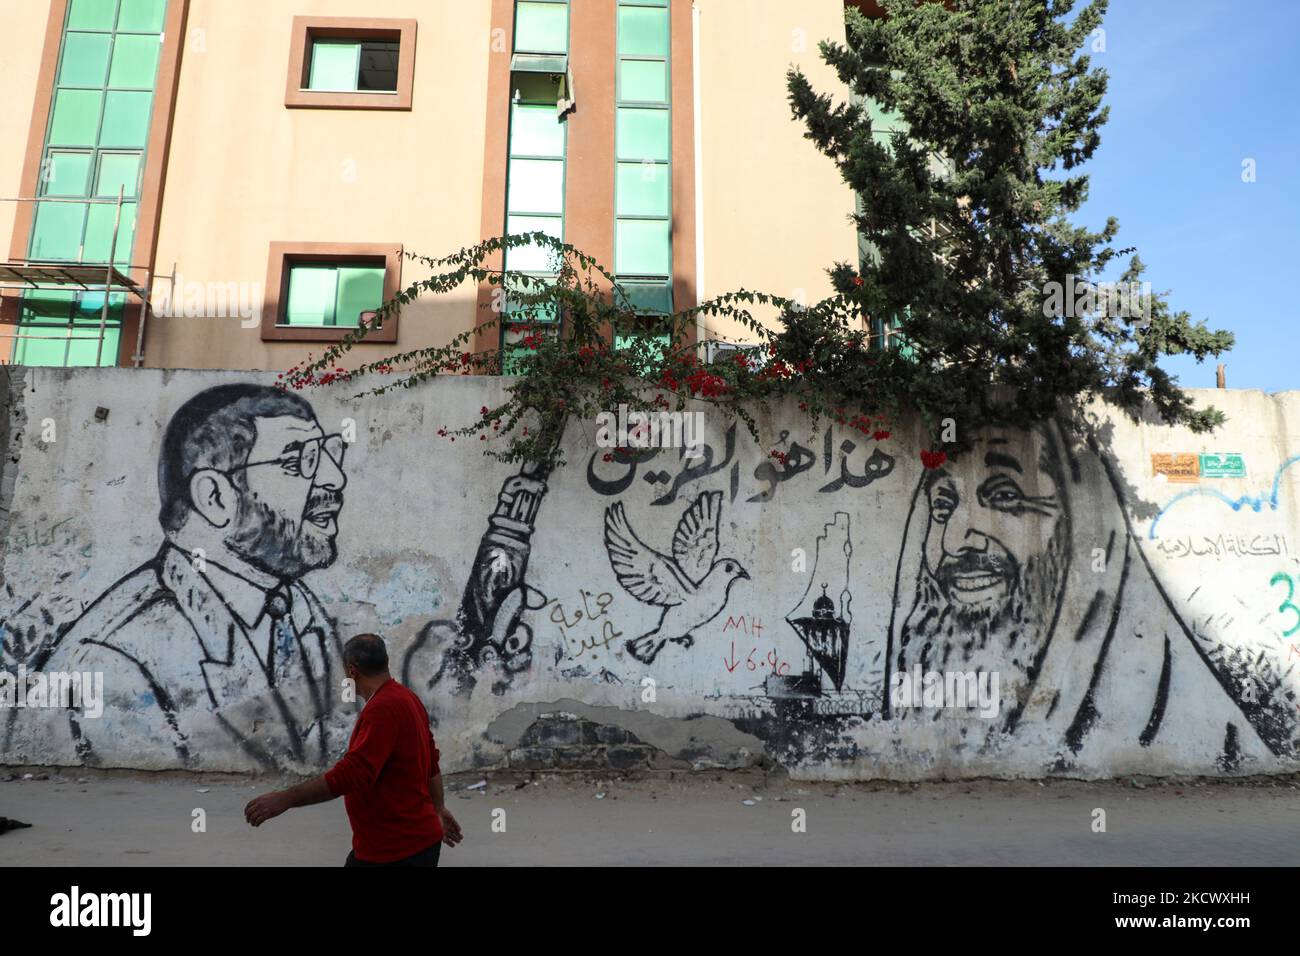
[787, 0, 1232, 435]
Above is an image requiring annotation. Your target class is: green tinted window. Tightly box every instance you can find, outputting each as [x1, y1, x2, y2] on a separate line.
[31, 202, 87, 259]
[309, 41, 361, 91]
[618, 281, 673, 314]
[618, 6, 668, 57]
[49, 90, 103, 146]
[617, 108, 669, 161]
[73, 291, 126, 323]
[515, 2, 568, 54]
[65, 326, 122, 366]
[108, 33, 161, 88]
[615, 219, 670, 275]
[94, 152, 141, 197]
[284, 263, 384, 326]
[505, 215, 564, 272]
[866, 97, 905, 134]
[43, 152, 93, 197]
[12, 288, 122, 368]
[60, 33, 112, 86]
[614, 332, 670, 363]
[99, 90, 152, 147]
[507, 158, 564, 215]
[14, 336, 72, 367]
[23, 290, 77, 321]
[510, 103, 564, 157]
[67, 0, 117, 31]
[82, 200, 137, 264]
[335, 266, 385, 326]
[505, 294, 559, 324]
[502, 325, 557, 369]
[501, 346, 531, 375]
[616, 162, 669, 217]
[286, 266, 337, 325]
[620, 60, 667, 103]
[117, 0, 166, 32]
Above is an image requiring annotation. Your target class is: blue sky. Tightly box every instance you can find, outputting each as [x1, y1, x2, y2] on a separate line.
[1076, 0, 1299, 393]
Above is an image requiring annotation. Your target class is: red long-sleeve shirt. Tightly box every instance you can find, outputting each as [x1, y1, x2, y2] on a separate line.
[324, 678, 444, 863]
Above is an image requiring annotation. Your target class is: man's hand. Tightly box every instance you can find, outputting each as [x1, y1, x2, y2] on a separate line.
[244, 791, 292, 827]
[440, 809, 464, 847]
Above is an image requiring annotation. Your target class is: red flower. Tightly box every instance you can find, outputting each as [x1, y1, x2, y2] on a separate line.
[873, 430, 891, 441]
[602, 452, 614, 462]
[685, 369, 728, 398]
[920, 450, 948, 470]
[852, 276, 864, 288]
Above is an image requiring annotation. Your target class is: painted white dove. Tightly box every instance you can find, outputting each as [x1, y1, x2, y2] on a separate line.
[603, 490, 749, 664]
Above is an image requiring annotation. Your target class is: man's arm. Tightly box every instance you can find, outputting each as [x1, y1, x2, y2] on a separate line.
[245, 775, 335, 827]
[245, 705, 394, 827]
[430, 772, 463, 847]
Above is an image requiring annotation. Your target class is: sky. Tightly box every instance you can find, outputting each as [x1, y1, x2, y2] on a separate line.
[1075, 0, 1300, 393]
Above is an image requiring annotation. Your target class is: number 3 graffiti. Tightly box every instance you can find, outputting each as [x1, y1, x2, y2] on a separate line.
[1270, 572, 1300, 638]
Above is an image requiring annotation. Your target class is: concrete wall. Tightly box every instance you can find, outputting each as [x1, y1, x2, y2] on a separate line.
[2, 367, 1298, 780]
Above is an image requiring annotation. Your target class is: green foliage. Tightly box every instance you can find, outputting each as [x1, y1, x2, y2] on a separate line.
[285, 0, 1231, 467]
[788, 0, 1231, 434]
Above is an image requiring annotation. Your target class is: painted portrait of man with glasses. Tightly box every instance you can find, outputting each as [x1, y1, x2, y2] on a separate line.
[41, 383, 351, 772]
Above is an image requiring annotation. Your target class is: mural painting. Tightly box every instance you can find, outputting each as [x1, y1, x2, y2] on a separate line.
[7, 385, 348, 770]
[2, 372, 1297, 779]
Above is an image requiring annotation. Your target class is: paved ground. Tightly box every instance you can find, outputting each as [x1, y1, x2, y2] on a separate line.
[3, 769, 1300, 866]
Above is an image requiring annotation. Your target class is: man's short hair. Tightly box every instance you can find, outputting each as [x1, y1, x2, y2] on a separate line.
[158, 384, 316, 531]
[343, 633, 390, 677]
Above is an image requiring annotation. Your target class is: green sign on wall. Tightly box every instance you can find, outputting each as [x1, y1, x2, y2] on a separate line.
[1199, 453, 1247, 478]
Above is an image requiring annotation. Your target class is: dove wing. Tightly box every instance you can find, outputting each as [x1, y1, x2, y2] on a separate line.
[604, 503, 690, 606]
[671, 491, 722, 586]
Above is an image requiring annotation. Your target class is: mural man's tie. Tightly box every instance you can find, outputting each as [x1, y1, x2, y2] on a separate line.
[262, 585, 295, 688]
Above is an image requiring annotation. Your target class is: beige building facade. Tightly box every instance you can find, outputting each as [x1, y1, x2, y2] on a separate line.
[0, 0, 863, 371]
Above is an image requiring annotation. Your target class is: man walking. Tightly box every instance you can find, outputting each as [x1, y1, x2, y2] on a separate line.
[244, 633, 462, 866]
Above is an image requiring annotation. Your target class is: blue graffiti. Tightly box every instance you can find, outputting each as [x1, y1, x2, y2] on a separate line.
[1148, 455, 1300, 540]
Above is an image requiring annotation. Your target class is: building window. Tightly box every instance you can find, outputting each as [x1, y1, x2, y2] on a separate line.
[12, 0, 168, 367]
[614, 0, 672, 352]
[514, 0, 569, 55]
[285, 262, 385, 327]
[11, 290, 127, 368]
[501, 1, 570, 369]
[30, 0, 163, 265]
[308, 39, 400, 93]
[285, 18, 417, 110]
[262, 242, 402, 343]
[850, 67, 917, 356]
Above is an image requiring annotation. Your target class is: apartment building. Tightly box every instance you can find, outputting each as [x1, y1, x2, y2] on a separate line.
[0, 0, 865, 370]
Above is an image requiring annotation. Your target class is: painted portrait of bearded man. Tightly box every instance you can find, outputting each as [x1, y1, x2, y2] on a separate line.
[887, 418, 1298, 774]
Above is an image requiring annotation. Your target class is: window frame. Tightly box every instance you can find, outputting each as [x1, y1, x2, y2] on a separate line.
[263, 242, 402, 343]
[500, 4, 570, 362]
[614, 0, 672, 302]
[285, 17, 417, 111]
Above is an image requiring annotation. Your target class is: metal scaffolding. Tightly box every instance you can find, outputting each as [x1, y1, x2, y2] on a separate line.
[0, 188, 156, 367]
